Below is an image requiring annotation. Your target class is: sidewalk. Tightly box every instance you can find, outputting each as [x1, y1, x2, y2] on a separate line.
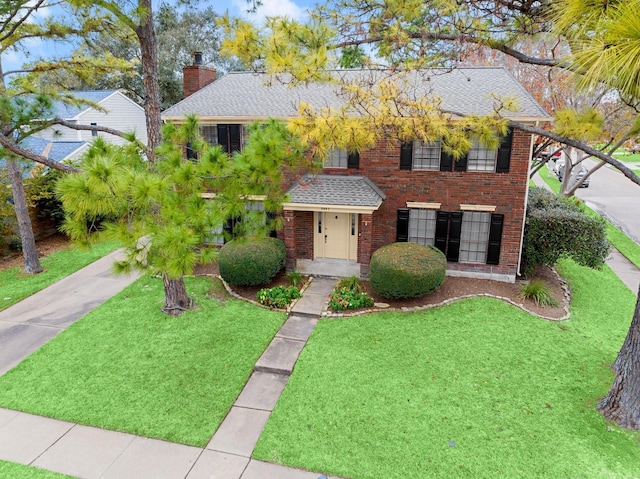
[0, 249, 142, 376]
[0, 266, 339, 479]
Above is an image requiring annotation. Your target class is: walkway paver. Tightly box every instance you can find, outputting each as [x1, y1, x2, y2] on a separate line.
[254, 337, 307, 375]
[234, 372, 289, 411]
[242, 460, 341, 479]
[206, 407, 271, 457]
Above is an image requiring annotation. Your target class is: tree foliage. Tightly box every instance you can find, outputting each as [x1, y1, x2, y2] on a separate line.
[56, 118, 305, 313]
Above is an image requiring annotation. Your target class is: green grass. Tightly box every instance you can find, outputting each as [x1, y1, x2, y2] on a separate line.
[254, 260, 639, 478]
[0, 276, 285, 447]
[537, 167, 640, 269]
[0, 461, 73, 478]
[0, 241, 120, 311]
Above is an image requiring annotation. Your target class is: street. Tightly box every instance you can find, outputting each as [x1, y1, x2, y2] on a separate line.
[575, 159, 640, 245]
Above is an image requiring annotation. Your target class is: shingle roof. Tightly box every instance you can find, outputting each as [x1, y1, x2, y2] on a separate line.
[51, 90, 117, 118]
[287, 174, 386, 208]
[21, 136, 87, 162]
[162, 68, 549, 121]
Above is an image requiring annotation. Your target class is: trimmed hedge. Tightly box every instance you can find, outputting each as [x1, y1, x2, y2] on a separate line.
[369, 242, 446, 299]
[523, 187, 609, 272]
[218, 236, 286, 286]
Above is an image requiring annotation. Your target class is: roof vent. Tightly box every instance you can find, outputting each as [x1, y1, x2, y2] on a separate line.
[193, 51, 203, 66]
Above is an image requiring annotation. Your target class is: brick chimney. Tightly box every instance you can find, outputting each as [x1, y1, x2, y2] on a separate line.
[183, 52, 217, 98]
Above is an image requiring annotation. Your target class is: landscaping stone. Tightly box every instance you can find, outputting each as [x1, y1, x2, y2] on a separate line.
[374, 302, 390, 308]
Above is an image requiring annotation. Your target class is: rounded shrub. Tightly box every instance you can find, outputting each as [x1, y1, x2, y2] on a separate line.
[218, 236, 286, 286]
[369, 242, 446, 299]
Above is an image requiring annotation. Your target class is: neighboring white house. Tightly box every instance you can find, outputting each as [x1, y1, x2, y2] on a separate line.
[35, 90, 147, 146]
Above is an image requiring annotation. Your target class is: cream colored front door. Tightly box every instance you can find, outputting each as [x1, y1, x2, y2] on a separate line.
[314, 212, 358, 260]
[324, 213, 350, 259]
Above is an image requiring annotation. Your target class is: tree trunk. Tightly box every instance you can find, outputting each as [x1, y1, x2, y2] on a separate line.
[597, 286, 640, 430]
[162, 274, 193, 315]
[136, 0, 162, 163]
[6, 158, 42, 274]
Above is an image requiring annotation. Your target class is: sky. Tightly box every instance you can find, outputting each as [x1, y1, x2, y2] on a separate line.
[2, 0, 315, 79]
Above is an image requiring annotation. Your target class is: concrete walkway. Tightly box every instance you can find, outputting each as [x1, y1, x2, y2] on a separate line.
[0, 249, 142, 376]
[0, 261, 339, 479]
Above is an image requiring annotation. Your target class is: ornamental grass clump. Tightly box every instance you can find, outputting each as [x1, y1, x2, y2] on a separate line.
[369, 242, 446, 299]
[257, 286, 301, 309]
[218, 236, 285, 286]
[518, 279, 559, 307]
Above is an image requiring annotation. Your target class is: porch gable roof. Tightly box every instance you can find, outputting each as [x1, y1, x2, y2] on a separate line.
[284, 174, 385, 213]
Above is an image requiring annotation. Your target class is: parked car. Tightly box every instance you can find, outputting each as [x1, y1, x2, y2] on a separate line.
[557, 161, 590, 187]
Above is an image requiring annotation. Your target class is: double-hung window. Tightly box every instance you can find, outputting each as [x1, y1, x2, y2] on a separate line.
[412, 141, 441, 170]
[397, 208, 504, 265]
[408, 209, 437, 245]
[467, 141, 497, 172]
[459, 211, 491, 263]
[325, 149, 360, 169]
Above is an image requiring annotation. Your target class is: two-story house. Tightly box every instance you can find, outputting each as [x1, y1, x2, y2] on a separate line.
[162, 64, 549, 283]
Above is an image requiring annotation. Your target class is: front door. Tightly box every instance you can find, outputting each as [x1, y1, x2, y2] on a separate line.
[314, 212, 358, 260]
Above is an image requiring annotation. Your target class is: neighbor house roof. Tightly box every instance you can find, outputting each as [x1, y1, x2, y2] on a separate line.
[21, 136, 88, 162]
[162, 68, 550, 123]
[284, 175, 386, 213]
[51, 90, 118, 118]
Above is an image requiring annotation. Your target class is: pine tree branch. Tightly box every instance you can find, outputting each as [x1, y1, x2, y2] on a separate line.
[0, 133, 79, 173]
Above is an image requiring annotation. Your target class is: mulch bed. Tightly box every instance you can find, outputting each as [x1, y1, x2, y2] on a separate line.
[0, 233, 71, 272]
[195, 261, 569, 320]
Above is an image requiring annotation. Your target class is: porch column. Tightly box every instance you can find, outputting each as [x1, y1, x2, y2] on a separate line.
[358, 213, 373, 277]
[283, 209, 297, 270]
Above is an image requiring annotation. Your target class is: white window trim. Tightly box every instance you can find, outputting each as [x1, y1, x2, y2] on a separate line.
[406, 202, 441, 209]
[460, 204, 496, 212]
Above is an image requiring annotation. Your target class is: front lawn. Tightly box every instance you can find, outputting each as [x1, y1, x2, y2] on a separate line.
[0, 276, 285, 447]
[0, 461, 73, 479]
[0, 241, 119, 311]
[254, 259, 639, 478]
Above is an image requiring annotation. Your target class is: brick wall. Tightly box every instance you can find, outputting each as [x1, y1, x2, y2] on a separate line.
[284, 128, 533, 280]
[183, 66, 217, 98]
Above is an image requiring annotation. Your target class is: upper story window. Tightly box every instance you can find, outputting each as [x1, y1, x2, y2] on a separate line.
[400, 128, 513, 173]
[325, 149, 359, 169]
[200, 124, 243, 155]
[412, 141, 441, 170]
[467, 141, 497, 172]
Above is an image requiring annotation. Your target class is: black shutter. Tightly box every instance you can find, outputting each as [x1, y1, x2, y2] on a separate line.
[217, 125, 242, 154]
[396, 209, 409, 242]
[348, 151, 360, 169]
[454, 154, 468, 172]
[400, 142, 413, 170]
[440, 150, 453, 171]
[446, 212, 462, 262]
[186, 142, 197, 160]
[229, 125, 241, 153]
[217, 124, 229, 153]
[496, 127, 513, 173]
[434, 211, 449, 253]
[486, 213, 504, 265]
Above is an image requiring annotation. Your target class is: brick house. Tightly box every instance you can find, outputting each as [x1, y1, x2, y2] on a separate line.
[162, 64, 549, 282]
